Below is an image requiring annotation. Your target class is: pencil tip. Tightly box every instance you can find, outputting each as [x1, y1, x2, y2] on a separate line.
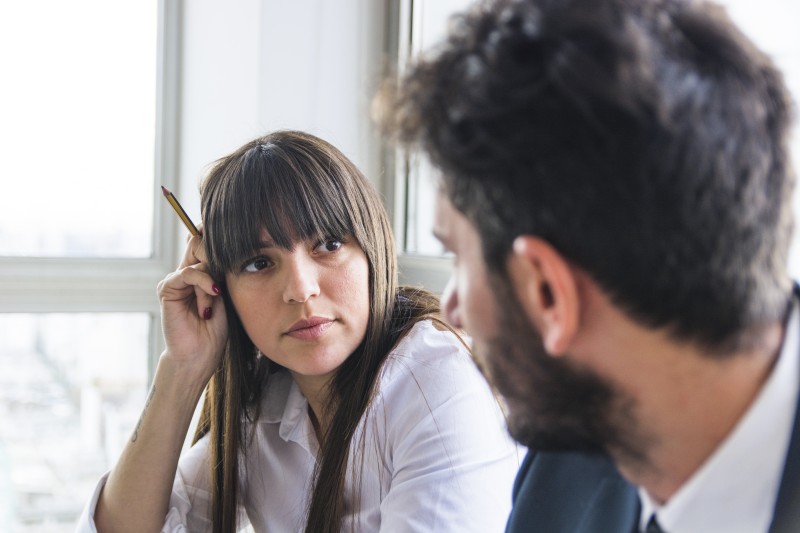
[160, 185, 171, 196]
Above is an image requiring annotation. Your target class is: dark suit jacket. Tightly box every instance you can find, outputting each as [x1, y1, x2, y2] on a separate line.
[506, 323, 800, 532]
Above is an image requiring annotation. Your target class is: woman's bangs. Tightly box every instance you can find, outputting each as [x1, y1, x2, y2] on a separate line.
[259, 152, 355, 250]
[203, 159, 264, 275]
[206, 143, 357, 274]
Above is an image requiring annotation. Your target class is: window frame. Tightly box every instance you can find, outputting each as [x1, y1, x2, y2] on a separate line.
[384, 0, 457, 294]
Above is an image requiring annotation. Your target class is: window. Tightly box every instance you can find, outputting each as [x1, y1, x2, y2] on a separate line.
[390, 0, 800, 290]
[0, 313, 149, 527]
[0, 1, 180, 529]
[0, 2, 155, 259]
[389, 0, 474, 292]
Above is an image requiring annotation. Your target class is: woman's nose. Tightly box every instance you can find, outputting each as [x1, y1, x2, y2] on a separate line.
[283, 254, 321, 304]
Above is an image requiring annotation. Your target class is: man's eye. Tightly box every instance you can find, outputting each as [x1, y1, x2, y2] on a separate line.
[242, 257, 272, 272]
[315, 239, 343, 253]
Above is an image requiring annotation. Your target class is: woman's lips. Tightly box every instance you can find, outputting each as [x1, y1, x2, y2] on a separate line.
[285, 317, 335, 340]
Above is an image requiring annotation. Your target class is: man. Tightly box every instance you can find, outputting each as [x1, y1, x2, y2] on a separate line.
[379, 0, 799, 531]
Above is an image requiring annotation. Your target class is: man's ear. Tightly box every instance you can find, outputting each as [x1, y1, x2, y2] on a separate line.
[506, 236, 579, 355]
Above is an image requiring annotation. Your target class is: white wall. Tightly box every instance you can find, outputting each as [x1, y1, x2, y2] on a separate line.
[176, 0, 387, 235]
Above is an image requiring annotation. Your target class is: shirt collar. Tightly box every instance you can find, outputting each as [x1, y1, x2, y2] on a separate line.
[639, 301, 800, 532]
[261, 369, 319, 456]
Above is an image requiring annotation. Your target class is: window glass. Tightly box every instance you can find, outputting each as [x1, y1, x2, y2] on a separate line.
[0, 313, 149, 530]
[403, 0, 472, 256]
[406, 154, 447, 255]
[0, 1, 158, 258]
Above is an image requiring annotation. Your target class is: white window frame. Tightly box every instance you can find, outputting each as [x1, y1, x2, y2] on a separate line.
[384, 0, 457, 294]
[0, 0, 182, 378]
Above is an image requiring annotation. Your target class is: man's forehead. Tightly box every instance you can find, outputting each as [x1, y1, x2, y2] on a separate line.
[432, 188, 478, 247]
[432, 188, 457, 238]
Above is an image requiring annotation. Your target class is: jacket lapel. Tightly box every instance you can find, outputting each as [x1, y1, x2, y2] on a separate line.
[575, 474, 639, 533]
[506, 451, 639, 532]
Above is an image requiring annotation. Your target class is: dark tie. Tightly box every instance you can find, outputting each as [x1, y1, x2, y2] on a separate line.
[644, 514, 666, 533]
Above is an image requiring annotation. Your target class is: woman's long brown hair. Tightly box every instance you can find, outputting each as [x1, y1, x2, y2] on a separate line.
[191, 130, 442, 533]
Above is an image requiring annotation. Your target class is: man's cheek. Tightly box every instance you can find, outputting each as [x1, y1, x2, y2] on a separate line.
[465, 293, 496, 340]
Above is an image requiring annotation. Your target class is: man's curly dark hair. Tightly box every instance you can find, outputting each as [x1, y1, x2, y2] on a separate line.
[379, 0, 795, 352]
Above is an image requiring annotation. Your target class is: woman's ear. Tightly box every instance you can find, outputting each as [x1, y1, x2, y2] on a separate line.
[506, 236, 579, 355]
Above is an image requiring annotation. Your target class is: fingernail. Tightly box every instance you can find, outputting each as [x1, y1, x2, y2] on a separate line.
[203, 307, 213, 320]
[212, 283, 221, 295]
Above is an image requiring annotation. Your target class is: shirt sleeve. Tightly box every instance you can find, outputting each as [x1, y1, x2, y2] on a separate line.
[75, 471, 111, 533]
[164, 434, 214, 532]
[74, 434, 244, 533]
[377, 324, 522, 532]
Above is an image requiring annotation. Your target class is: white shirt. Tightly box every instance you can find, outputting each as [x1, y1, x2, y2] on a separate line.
[639, 303, 800, 533]
[77, 320, 522, 532]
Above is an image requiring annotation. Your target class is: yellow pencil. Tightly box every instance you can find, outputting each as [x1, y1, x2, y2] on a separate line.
[161, 185, 200, 236]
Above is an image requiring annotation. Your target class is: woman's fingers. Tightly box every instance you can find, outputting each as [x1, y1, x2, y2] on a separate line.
[157, 228, 227, 371]
[172, 224, 219, 320]
[192, 272, 222, 320]
[179, 228, 208, 269]
[178, 235, 202, 269]
[159, 262, 219, 314]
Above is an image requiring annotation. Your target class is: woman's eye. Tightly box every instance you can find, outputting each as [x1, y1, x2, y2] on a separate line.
[242, 257, 272, 272]
[315, 239, 343, 253]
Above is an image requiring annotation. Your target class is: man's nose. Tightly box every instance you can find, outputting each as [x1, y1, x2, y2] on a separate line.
[441, 276, 462, 328]
[283, 255, 321, 304]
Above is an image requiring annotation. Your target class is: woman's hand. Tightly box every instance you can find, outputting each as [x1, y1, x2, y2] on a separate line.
[95, 231, 227, 533]
[157, 231, 228, 384]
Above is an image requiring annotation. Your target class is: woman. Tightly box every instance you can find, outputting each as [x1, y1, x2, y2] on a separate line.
[79, 130, 519, 532]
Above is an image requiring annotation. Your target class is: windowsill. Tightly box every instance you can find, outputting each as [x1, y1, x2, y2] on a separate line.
[398, 253, 452, 294]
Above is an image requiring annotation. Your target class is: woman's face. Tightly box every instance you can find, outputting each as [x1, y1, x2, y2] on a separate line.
[225, 228, 370, 385]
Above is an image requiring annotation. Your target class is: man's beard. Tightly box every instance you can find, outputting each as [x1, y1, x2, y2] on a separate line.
[479, 271, 643, 459]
